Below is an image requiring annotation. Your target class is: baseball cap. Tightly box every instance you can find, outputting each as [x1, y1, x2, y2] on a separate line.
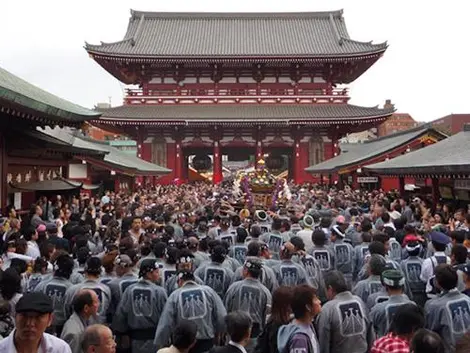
[114, 254, 133, 268]
[16, 292, 53, 314]
[37, 224, 47, 232]
[430, 231, 451, 246]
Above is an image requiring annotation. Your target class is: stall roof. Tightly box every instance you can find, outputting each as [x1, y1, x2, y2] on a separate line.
[364, 125, 470, 176]
[305, 124, 443, 174]
[40, 127, 171, 176]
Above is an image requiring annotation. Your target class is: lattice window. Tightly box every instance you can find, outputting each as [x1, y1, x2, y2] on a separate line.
[152, 138, 167, 167]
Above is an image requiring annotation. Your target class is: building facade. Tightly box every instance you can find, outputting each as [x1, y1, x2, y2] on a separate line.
[431, 114, 470, 135]
[86, 10, 394, 184]
[377, 100, 419, 137]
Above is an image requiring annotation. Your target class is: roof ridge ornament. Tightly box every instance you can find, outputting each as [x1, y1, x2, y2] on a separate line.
[329, 13, 343, 46]
[130, 14, 145, 47]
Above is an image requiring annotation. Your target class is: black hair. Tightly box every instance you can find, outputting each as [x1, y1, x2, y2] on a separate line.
[172, 320, 198, 350]
[435, 264, 458, 291]
[250, 225, 262, 239]
[236, 227, 248, 244]
[361, 219, 373, 233]
[373, 232, 390, 245]
[0, 268, 22, 300]
[312, 229, 327, 246]
[247, 241, 261, 257]
[290, 284, 317, 319]
[450, 231, 466, 244]
[153, 242, 167, 258]
[225, 311, 253, 343]
[210, 245, 226, 263]
[290, 236, 305, 251]
[23, 226, 36, 241]
[361, 232, 372, 243]
[271, 218, 282, 231]
[451, 244, 468, 265]
[165, 247, 180, 265]
[369, 254, 386, 276]
[381, 212, 391, 223]
[410, 329, 445, 353]
[324, 270, 349, 294]
[73, 290, 94, 314]
[369, 241, 386, 256]
[389, 303, 424, 336]
[10, 258, 27, 274]
[431, 241, 447, 253]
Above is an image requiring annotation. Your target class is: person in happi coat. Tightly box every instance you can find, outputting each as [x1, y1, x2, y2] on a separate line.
[232, 241, 279, 292]
[60, 289, 100, 353]
[228, 228, 249, 265]
[424, 264, 470, 352]
[461, 264, 470, 297]
[34, 253, 74, 336]
[63, 257, 111, 324]
[290, 236, 326, 302]
[272, 242, 310, 287]
[188, 236, 210, 269]
[217, 217, 236, 246]
[105, 254, 138, 321]
[113, 258, 168, 353]
[166, 249, 204, 295]
[160, 246, 179, 289]
[260, 218, 289, 260]
[352, 231, 372, 281]
[224, 258, 272, 348]
[400, 239, 426, 307]
[328, 225, 355, 288]
[277, 285, 321, 353]
[353, 254, 387, 304]
[70, 247, 91, 285]
[194, 245, 234, 297]
[309, 229, 335, 275]
[154, 270, 227, 353]
[370, 270, 413, 338]
[253, 211, 271, 235]
[371, 304, 425, 353]
[316, 271, 374, 353]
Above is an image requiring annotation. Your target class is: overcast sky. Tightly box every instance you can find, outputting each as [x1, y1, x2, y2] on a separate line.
[1, 0, 468, 122]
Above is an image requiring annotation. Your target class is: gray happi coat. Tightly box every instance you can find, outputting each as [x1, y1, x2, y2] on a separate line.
[316, 291, 374, 353]
[425, 288, 470, 352]
[370, 294, 413, 337]
[113, 279, 167, 353]
[154, 281, 226, 349]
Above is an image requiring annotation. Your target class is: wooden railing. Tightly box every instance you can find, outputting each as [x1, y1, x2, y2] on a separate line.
[125, 87, 348, 97]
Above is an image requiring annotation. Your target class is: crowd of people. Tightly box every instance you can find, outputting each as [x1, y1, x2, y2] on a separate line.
[0, 182, 469, 353]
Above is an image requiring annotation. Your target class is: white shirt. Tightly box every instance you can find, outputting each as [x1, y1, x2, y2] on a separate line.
[0, 330, 71, 353]
[229, 340, 248, 353]
[27, 241, 41, 259]
[420, 251, 450, 292]
[297, 229, 314, 253]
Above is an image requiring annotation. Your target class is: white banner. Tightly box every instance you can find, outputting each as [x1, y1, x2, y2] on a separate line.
[357, 176, 378, 183]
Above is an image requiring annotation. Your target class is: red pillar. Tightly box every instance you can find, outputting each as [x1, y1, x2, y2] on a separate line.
[398, 176, 405, 197]
[293, 138, 301, 184]
[213, 141, 223, 184]
[175, 139, 182, 184]
[431, 177, 440, 206]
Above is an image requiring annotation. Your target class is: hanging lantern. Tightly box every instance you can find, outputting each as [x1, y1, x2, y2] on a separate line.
[192, 154, 212, 172]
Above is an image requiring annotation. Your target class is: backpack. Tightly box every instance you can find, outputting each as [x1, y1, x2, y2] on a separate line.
[427, 255, 450, 297]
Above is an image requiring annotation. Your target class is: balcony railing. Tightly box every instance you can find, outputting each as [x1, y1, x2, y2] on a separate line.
[124, 86, 349, 104]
